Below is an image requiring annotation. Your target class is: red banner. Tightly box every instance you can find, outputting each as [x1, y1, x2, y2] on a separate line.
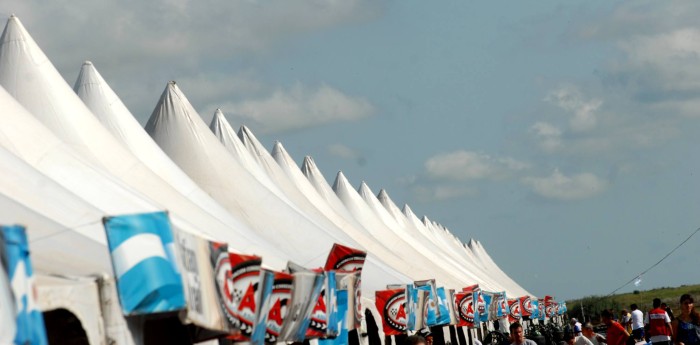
[324, 243, 367, 272]
[519, 296, 532, 318]
[454, 292, 475, 328]
[264, 272, 293, 344]
[544, 295, 555, 318]
[508, 298, 521, 323]
[225, 253, 263, 341]
[376, 289, 407, 336]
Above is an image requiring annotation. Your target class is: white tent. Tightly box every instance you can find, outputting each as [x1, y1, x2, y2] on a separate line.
[73, 61, 287, 267]
[211, 113, 413, 284]
[145, 81, 405, 294]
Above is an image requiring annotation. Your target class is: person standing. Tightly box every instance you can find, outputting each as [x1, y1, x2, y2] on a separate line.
[645, 298, 673, 345]
[603, 309, 630, 345]
[572, 318, 583, 337]
[672, 294, 700, 345]
[621, 309, 633, 334]
[582, 322, 607, 345]
[509, 322, 538, 345]
[631, 304, 645, 342]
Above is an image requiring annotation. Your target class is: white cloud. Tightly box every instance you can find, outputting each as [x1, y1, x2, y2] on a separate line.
[220, 83, 374, 133]
[522, 169, 606, 200]
[530, 122, 562, 152]
[328, 144, 360, 159]
[412, 185, 477, 202]
[545, 85, 602, 132]
[424, 150, 528, 181]
[0, 0, 383, 122]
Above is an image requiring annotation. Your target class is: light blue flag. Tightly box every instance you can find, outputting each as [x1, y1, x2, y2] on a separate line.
[251, 269, 275, 345]
[530, 300, 539, 319]
[103, 211, 185, 315]
[496, 292, 509, 318]
[418, 285, 437, 326]
[1, 225, 48, 345]
[325, 271, 339, 337]
[435, 287, 451, 325]
[406, 285, 417, 330]
[480, 291, 492, 322]
[319, 289, 349, 345]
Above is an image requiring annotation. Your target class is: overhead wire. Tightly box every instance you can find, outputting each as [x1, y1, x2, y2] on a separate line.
[607, 226, 700, 296]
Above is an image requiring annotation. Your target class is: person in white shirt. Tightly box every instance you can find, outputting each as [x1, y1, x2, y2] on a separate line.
[582, 322, 607, 345]
[565, 331, 595, 345]
[631, 304, 646, 341]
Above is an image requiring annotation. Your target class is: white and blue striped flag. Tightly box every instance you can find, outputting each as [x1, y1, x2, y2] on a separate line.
[1, 225, 48, 345]
[103, 211, 185, 315]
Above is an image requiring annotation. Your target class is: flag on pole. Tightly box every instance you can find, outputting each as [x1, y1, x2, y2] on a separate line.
[319, 289, 350, 345]
[102, 212, 185, 315]
[1, 225, 48, 345]
[519, 296, 532, 318]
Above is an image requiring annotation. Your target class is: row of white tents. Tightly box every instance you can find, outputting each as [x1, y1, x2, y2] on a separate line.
[0, 14, 532, 345]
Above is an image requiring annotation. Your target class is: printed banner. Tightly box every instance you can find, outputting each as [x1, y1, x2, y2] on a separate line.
[463, 284, 483, 325]
[319, 289, 350, 345]
[544, 296, 555, 318]
[454, 292, 473, 328]
[175, 231, 230, 333]
[537, 299, 545, 321]
[415, 279, 438, 326]
[265, 272, 293, 344]
[481, 291, 494, 321]
[336, 271, 362, 330]
[0, 228, 17, 345]
[507, 299, 521, 323]
[324, 243, 367, 272]
[495, 292, 509, 319]
[530, 299, 539, 320]
[251, 269, 274, 345]
[306, 271, 339, 338]
[376, 289, 407, 336]
[102, 211, 185, 315]
[406, 284, 427, 331]
[435, 287, 452, 325]
[446, 289, 458, 325]
[519, 296, 532, 318]
[558, 302, 567, 315]
[225, 253, 263, 341]
[278, 265, 324, 342]
[1, 225, 48, 345]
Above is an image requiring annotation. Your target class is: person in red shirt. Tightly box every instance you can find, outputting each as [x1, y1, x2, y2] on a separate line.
[646, 298, 673, 345]
[603, 309, 631, 345]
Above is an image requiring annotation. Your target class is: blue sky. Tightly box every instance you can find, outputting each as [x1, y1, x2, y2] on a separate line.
[3, 0, 700, 300]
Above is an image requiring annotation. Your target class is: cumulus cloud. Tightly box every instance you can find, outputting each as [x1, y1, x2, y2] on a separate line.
[545, 85, 602, 132]
[424, 150, 528, 181]
[412, 185, 477, 202]
[220, 83, 374, 133]
[522, 169, 606, 200]
[0, 0, 383, 122]
[530, 122, 562, 152]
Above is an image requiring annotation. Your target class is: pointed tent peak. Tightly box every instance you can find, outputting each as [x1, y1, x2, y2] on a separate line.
[209, 107, 230, 133]
[421, 215, 432, 226]
[214, 108, 223, 116]
[377, 188, 390, 201]
[301, 155, 316, 174]
[1, 14, 48, 65]
[332, 170, 352, 192]
[357, 180, 375, 197]
[74, 59, 101, 90]
[270, 140, 285, 157]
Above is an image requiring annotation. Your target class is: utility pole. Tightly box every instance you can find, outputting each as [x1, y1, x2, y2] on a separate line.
[580, 303, 586, 323]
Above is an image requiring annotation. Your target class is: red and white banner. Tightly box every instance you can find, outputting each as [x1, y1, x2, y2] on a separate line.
[324, 243, 367, 272]
[376, 289, 407, 336]
[519, 296, 532, 318]
[264, 272, 293, 344]
[507, 298, 521, 323]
